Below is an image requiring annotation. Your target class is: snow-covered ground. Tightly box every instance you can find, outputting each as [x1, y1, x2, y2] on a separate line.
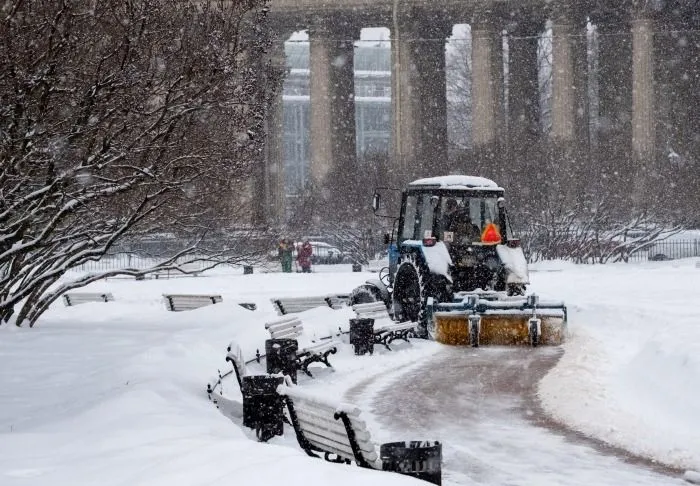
[0, 259, 698, 485]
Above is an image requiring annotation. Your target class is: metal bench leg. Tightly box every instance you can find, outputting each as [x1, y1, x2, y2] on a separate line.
[375, 334, 392, 351]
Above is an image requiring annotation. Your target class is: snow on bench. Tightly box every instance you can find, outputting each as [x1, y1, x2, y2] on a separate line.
[279, 380, 443, 484]
[163, 294, 222, 312]
[270, 294, 348, 315]
[352, 302, 416, 351]
[264, 315, 338, 378]
[62, 292, 115, 306]
[278, 380, 380, 468]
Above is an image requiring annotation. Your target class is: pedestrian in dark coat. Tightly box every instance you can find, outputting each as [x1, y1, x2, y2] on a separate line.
[297, 240, 313, 273]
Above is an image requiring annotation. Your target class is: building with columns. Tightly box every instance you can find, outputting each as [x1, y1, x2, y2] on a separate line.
[260, 0, 700, 225]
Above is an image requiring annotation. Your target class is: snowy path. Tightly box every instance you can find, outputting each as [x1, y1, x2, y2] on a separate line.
[347, 346, 685, 486]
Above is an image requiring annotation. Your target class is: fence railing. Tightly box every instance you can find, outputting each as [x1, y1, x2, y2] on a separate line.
[633, 239, 700, 261]
[65, 237, 700, 274]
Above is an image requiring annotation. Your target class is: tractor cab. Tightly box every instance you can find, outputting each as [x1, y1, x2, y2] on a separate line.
[386, 175, 527, 295]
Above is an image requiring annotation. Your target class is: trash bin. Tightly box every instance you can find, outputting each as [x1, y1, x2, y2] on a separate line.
[352, 263, 362, 272]
[265, 338, 298, 383]
[380, 441, 442, 486]
[241, 374, 284, 442]
[349, 318, 374, 355]
[243, 265, 254, 275]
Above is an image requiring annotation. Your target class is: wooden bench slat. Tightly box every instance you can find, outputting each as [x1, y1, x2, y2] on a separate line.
[271, 329, 301, 340]
[265, 319, 302, 332]
[63, 292, 115, 306]
[163, 294, 222, 312]
[294, 405, 368, 432]
[272, 295, 346, 315]
[304, 435, 356, 463]
[352, 302, 388, 313]
[295, 411, 373, 445]
[303, 429, 377, 462]
[297, 420, 376, 460]
[298, 341, 337, 354]
[376, 321, 415, 333]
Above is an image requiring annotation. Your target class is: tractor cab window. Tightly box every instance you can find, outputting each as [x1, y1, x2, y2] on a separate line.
[401, 194, 437, 241]
[440, 195, 501, 245]
[401, 195, 419, 240]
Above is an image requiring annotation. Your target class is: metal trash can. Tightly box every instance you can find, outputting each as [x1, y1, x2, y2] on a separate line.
[241, 374, 284, 442]
[352, 263, 362, 272]
[349, 318, 374, 355]
[265, 338, 298, 383]
[380, 441, 442, 485]
[243, 265, 254, 275]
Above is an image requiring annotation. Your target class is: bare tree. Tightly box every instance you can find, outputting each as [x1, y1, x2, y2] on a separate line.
[0, 0, 278, 326]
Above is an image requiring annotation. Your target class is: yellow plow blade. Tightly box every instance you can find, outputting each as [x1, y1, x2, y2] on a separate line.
[434, 312, 566, 346]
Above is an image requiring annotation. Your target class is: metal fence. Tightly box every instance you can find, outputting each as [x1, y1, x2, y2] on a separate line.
[628, 239, 700, 262]
[66, 237, 700, 274]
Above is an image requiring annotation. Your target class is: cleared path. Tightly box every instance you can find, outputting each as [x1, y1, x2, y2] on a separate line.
[347, 346, 685, 486]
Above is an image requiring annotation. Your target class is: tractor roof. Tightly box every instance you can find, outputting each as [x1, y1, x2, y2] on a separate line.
[408, 175, 502, 191]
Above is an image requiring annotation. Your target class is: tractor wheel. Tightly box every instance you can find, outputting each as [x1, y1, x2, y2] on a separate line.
[348, 285, 381, 306]
[392, 253, 449, 340]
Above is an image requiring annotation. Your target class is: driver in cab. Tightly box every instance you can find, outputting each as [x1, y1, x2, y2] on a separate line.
[441, 198, 481, 245]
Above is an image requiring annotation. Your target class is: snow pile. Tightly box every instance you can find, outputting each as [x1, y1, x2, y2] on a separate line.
[537, 259, 700, 471]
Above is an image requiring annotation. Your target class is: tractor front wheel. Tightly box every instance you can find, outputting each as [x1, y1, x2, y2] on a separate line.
[392, 254, 449, 339]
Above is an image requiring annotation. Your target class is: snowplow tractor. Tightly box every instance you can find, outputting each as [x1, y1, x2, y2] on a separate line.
[352, 175, 567, 346]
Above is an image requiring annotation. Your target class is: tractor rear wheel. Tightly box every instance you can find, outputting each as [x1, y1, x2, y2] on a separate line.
[392, 254, 449, 339]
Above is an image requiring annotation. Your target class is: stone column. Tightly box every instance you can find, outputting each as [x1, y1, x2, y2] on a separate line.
[550, 11, 576, 142]
[597, 21, 633, 157]
[470, 14, 504, 153]
[392, 11, 451, 173]
[308, 22, 359, 187]
[264, 40, 288, 225]
[504, 16, 542, 203]
[549, 8, 590, 201]
[631, 15, 654, 162]
[507, 19, 541, 152]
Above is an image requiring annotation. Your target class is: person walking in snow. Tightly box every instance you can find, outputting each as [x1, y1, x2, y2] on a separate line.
[296, 240, 313, 273]
[278, 238, 293, 273]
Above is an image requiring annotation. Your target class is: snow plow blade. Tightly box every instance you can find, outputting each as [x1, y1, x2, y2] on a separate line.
[426, 294, 567, 347]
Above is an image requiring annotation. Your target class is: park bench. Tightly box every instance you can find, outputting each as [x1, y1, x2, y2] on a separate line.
[264, 315, 338, 378]
[279, 380, 442, 484]
[270, 294, 348, 315]
[163, 294, 222, 312]
[279, 380, 381, 468]
[352, 302, 416, 351]
[62, 292, 115, 306]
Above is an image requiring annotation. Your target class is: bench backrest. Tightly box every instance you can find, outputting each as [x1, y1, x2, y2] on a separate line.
[279, 384, 379, 468]
[163, 294, 223, 312]
[271, 297, 330, 315]
[352, 301, 391, 321]
[63, 292, 115, 306]
[265, 315, 303, 340]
